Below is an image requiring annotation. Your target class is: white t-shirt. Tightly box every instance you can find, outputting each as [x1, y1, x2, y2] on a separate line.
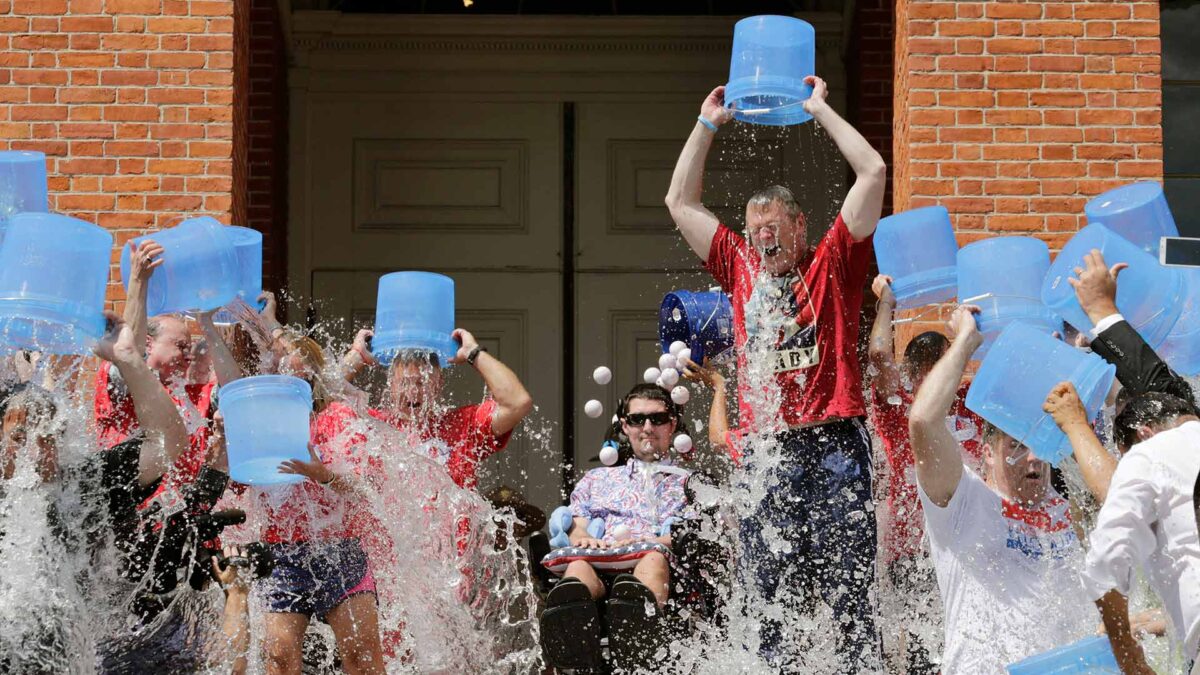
[918, 468, 1095, 673]
[1083, 420, 1200, 659]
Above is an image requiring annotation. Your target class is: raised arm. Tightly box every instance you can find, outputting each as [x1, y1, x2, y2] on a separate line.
[123, 240, 164, 353]
[197, 311, 243, 386]
[1073, 250, 1197, 407]
[1043, 381, 1117, 502]
[680, 357, 730, 454]
[803, 76, 887, 241]
[909, 305, 980, 507]
[93, 312, 189, 487]
[339, 328, 375, 383]
[868, 274, 902, 399]
[664, 86, 734, 261]
[451, 328, 533, 437]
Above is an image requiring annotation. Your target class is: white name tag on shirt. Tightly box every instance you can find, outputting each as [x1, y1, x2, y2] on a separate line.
[772, 345, 819, 373]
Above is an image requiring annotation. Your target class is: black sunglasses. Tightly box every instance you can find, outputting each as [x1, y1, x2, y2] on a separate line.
[624, 412, 673, 427]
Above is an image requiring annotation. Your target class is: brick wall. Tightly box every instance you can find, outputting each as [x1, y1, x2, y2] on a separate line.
[848, 0, 896, 215]
[0, 0, 242, 310]
[892, 0, 1163, 340]
[245, 0, 287, 294]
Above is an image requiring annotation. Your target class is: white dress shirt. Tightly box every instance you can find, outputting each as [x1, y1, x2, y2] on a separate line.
[1082, 420, 1200, 659]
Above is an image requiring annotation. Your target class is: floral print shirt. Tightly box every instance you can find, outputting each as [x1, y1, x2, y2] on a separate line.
[569, 458, 691, 543]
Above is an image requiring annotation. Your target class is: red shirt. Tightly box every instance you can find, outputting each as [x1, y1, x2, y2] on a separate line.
[706, 214, 873, 428]
[870, 382, 984, 562]
[256, 402, 381, 545]
[93, 362, 217, 497]
[368, 400, 511, 491]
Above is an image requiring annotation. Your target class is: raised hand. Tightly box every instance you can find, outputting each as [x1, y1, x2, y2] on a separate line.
[700, 85, 735, 127]
[449, 328, 479, 365]
[92, 311, 140, 366]
[802, 75, 829, 114]
[1068, 249, 1126, 324]
[680, 356, 722, 389]
[1043, 381, 1090, 432]
[872, 274, 895, 306]
[128, 240, 164, 283]
[946, 304, 982, 352]
[278, 443, 334, 484]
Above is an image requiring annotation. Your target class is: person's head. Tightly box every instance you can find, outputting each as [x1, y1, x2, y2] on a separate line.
[745, 185, 807, 276]
[902, 331, 950, 387]
[618, 384, 680, 462]
[144, 315, 192, 382]
[1, 386, 64, 483]
[387, 351, 443, 422]
[186, 339, 213, 385]
[980, 421, 1050, 506]
[1114, 392, 1200, 453]
[276, 331, 331, 413]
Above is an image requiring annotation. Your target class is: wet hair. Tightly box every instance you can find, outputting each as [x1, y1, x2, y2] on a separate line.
[393, 350, 441, 370]
[279, 331, 331, 413]
[903, 331, 949, 373]
[618, 383, 682, 425]
[146, 314, 184, 340]
[746, 185, 803, 221]
[1114, 392, 1197, 450]
[980, 420, 1003, 446]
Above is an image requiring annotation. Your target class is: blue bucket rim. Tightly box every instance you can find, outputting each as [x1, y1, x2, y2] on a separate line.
[219, 374, 313, 404]
[373, 330, 458, 367]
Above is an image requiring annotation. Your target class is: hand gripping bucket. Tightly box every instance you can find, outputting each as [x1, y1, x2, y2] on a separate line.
[659, 290, 735, 365]
[120, 216, 241, 315]
[724, 15, 816, 126]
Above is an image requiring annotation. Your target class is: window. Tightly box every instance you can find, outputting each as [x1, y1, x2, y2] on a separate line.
[1163, 1, 1200, 236]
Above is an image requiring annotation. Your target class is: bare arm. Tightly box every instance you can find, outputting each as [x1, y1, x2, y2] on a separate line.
[804, 77, 887, 241]
[680, 357, 730, 453]
[451, 329, 533, 437]
[210, 549, 250, 675]
[197, 312, 243, 386]
[94, 312, 190, 487]
[123, 240, 163, 356]
[664, 86, 734, 262]
[909, 305, 981, 507]
[339, 329, 374, 383]
[1096, 590, 1155, 675]
[868, 275, 901, 399]
[1044, 382, 1117, 503]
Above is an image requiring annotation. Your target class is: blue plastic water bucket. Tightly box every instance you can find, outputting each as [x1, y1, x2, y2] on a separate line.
[221, 375, 313, 485]
[120, 216, 240, 315]
[372, 271, 458, 367]
[724, 15, 816, 126]
[875, 206, 958, 309]
[1156, 268, 1200, 376]
[0, 151, 48, 226]
[958, 236, 1059, 357]
[659, 290, 735, 364]
[1006, 635, 1120, 674]
[1084, 182, 1178, 256]
[211, 226, 264, 325]
[0, 213, 112, 354]
[967, 321, 1115, 466]
[1042, 223, 1186, 349]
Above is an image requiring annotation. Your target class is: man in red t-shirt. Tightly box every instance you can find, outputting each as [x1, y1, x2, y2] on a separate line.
[867, 274, 982, 673]
[665, 77, 887, 669]
[343, 327, 533, 491]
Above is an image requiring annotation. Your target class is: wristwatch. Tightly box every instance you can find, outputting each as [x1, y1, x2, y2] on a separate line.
[466, 345, 487, 366]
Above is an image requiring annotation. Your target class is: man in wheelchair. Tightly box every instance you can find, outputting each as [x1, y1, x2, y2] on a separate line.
[539, 383, 706, 671]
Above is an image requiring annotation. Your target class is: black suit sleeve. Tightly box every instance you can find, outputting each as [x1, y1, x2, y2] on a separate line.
[1091, 320, 1196, 407]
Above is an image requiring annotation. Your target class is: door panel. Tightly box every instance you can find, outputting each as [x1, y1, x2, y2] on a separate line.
[303, 99, 562, 273]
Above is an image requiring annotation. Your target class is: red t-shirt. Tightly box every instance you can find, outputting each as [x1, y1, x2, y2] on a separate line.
[870, 382, 984, 562]
[368, 400, 511, 491]
[93, 361, 217, 498]
[706, 214, 873, 428]
[256, 402, 381, 545]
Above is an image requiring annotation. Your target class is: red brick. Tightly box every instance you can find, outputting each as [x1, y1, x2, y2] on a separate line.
[106, 0, 162, 13]
[1074, 5, 1130, 20]
[1030, 92, 1086, 107]
[988, 38, 1042, 54]
[1025, 21, 1084, 37]
[1078, 39, 1134, 55]
[987, 215, 1043, 232]
[987, 73, 1042, 89]
[1030, 55, 1085, 72]
[985, 3, 1041, 19]
[940, 21, 994, 37]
